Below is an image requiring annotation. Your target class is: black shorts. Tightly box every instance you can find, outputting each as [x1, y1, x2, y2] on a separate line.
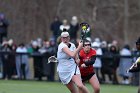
[81, 72, 95, 82]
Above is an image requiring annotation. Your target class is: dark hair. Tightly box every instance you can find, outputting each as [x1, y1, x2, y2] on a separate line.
[83, 39, 91, 44]
[124, 44, 130, 50]
[136, 37, 140, 45]
[19, 43, 24, 47]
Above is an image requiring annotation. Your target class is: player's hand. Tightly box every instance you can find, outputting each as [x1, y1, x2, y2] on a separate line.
[81, 63, 87, 68]
[83, 59, 89, 62]
[133, 63, 137, 67]
[77, 41, 83, 49]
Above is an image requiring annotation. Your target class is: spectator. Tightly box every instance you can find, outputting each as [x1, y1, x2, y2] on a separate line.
[42, 40, 57, 81]
[100, 41, 112, 83]
[101, 43, 119, 84]
[118, 44, 132, 84]
[36, 38, 43, 48]
[109, 45, 120, 84]
[59, 19, 70, 32]
[16, 43, 30, 80]
[1, 40, 12, 79]
[0, 13, 9, 43]
[31, 41, 44, 81]
[69, 16, 79, 44]
[50, 16, 62, 42]
[92, 41, 102, 82]
[8, 39, 17, 78]
[112, 40, 120, 53]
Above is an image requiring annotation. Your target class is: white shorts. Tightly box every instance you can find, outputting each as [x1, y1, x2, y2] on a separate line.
[58, 66, 80, 84]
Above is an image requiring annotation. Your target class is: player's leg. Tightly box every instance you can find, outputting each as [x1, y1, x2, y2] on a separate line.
[89, 74, 100, 93]
[79, 82, 86, 93]
[138, 86, 140, 93]
[66, 80, 79, 93]
[72, 74, 90, 93]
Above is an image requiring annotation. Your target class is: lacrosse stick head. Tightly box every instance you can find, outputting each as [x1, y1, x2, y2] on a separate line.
[80, 22, 90, 40]
[48, 56, 58, 64]
[80, 22, 90, 31]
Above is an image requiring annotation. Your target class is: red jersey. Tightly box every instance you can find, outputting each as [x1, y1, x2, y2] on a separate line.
[79, 48, 96, 76]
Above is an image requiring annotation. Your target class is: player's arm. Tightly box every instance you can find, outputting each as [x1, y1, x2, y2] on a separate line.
[75, 54, 80, 65]
[84, 56, 96, 66]
[62, 42, 83, 58]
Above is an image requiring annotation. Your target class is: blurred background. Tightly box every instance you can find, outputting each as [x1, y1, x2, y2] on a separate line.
[0, 0, 140, 47]
[0, 0, 140, 87]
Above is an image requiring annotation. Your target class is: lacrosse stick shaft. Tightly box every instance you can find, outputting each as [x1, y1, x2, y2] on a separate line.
[127, 63, 135, 73]
[127, 57, 140, 73]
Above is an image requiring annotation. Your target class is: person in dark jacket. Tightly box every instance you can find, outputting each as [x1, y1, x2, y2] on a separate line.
[31, 41, 44, 81]
[0, 13, 9, 43]
[1, 41, 12, 79]
[109, 45, 120, 84]
[50, 16, 62, 42]
[69, 16, 79, 44]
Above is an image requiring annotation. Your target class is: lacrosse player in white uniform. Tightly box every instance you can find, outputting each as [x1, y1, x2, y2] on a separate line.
[57, 31, 90, 93]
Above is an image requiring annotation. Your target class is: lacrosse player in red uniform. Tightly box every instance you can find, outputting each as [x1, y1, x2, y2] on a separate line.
[79, 39, 100, 93]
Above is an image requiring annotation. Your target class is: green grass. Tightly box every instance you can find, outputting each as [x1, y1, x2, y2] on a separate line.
[0, 80, 137, 93]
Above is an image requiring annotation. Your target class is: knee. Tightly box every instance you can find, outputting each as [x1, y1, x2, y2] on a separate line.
[94, 87, 100, 93]
[138, 87, 140, 93]
[77, 84, 85, 90]
[69, 88, 78, 93]
[67, 85, 78, 93]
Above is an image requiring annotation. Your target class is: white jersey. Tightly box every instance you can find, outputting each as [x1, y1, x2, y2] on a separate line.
[57, 42, 80, 84]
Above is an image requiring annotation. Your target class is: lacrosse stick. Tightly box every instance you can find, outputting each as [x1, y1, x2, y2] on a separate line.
[48, 56, 58, 64]
[74, 22, 90, 75]
[127, 57, 140, 73]
[80, 22, 90, 41]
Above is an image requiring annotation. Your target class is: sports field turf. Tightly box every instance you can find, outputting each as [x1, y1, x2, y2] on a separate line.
[0, 80, 137, 93]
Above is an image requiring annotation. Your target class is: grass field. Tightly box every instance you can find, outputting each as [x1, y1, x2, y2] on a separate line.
[0, 80, 138, 93]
